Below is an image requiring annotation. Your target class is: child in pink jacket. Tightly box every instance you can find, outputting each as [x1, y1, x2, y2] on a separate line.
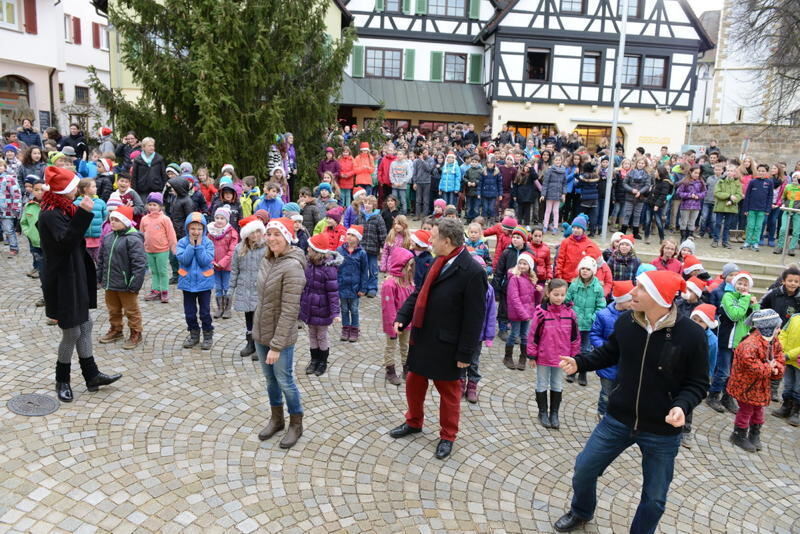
[527, 278, 581, 430]
[380, 247, 415, 386]
[505, 252, 541, 370]
[208, 206, 239, 319]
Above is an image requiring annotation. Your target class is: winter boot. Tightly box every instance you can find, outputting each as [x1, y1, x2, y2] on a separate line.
[385, 365, 402, 386]
[258, 406, 285, 440]
[536, 391, 551, 428]
[466, 381, 478, 403]
[565, 373, 576, 383]
[770, 379, 780, 402]
[549, 391, 562, 429]
[55, 362, 73, 403]
[183, 330, 200, 348]
[99, 326, 124, 344]
[748, 424, 762, 451]
[349, 327, 359, 343]
[772, 397, 793, 418]
[279, 413, 303, 449]
[503, 345, 516, 370]
[314, 349, 329, 376]
[200, 330, 213, 350]
[213, 296, 224, 319]
[122, 330, 143, 350]
[706, 391, 725, 413]
[240, 332, 255, 357]
[80, 357, 122, 392]
[577, 371, 588, 386]
[721, 391, 739, 414]
[340, 326, 350, 342]
[632, 226, 641, 240]
[788, 403, 800, 427]
[222, 296, 232, 319]
[305, 348, 319, 375]
[160, 290, 169, 303]
[729, 426, 756, 452]
[517, 345, 527, 370]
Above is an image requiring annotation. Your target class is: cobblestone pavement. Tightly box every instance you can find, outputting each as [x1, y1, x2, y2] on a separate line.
[1, 243, 799, 534]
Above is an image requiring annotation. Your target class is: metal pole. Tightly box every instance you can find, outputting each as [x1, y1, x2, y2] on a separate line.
[779, 206, 800, 265]
[601, 0, 629, 243]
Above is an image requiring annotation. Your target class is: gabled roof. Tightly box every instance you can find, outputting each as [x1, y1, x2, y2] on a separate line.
[331, 0, 355, 26]
[697, 10, 720, 62]
[340, 78, 490, 116]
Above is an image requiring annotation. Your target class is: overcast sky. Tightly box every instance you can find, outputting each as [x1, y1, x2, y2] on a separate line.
[687, 0, 723, 17]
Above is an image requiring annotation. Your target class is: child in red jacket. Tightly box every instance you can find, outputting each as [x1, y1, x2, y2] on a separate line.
[484, 213, 516, 269]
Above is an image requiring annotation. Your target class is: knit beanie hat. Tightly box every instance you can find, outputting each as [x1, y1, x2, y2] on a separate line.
[166, 163, 181, 176]
[106, 193, 123, 211]
[44, 166, 80, 195]
[636, 270, 686, 308]
[239, 217, 265, 241]
[220, 163, 235, 175]
[618, 234, 635, 248]
[147, 192, 163, 205]
[636, 263, 657, 277]
[326, 207, 343, 225]
[318, 182, 333, 193]
[612, 280, 635, 303]
[266, 217, 297, 244]
[254, 210, 270, 224]
[610, 231, 623, 244]
[679, 237, 696, 255]
[180, 161, 194, 175]
[411, 229, 432, 249]
[578, 255, 598, 275]
[721, 262, 740, 279]
[214, 206, 231, 222]
[501, 216, 518, 230]
[109, 205, 134, 227]
[731, 271, 754, 289]
[746, 309, 782, 338]
[282, 202, 301, 214]
[517, 252, 536, 271]
[24, 174, 40, 186]
[308, 233, 332, 254]
[434, 198, 447, 209]
[571, 216, 587, 230]
[347, 225, 364, 241]
[3, 144, 18, 154]
[691, 304, 718, 329]
[511, 226, 528, 239]
[682, 255, 704, 275]
[686, 276, 707, 298]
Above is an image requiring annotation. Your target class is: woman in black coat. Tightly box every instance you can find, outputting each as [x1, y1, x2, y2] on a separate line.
[39, 166, 121, 403]
[513, 161, 540, 226]
[131, 137, 168, 198]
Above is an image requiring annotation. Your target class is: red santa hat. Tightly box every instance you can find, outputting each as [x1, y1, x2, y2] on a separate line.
[637, 270, 686, 308]
[308, 233, 331, 254]
[100, 127, 113, 136]
[682, 255, 704, 275]
[359, 142, 370, 151]
[686, 276, 707, 298]
[98, 158, 115, 174]
[411, 229, 432, 249]
[109, 205, 134, 227]
[44, 166, 80, 195]
[517, 251, 536, 271]
[612, 280, 635, 303]
[353, 187, 367, 200]
[618, 234, 635, 248]
[347, 224, 364, 241]
[691, 304, 719, 329]
[266, 217, 297, 244]
[239, 216, 266, 241]
[731, 271, 754, 289]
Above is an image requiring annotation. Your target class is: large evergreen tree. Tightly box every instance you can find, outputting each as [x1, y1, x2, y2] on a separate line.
[90, 0, 354, 182]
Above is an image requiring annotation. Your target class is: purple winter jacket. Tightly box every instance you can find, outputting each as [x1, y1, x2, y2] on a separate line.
[506, 272, 541, 321]
[481, 285, 498, 342]
[527, 302, 581, 367]
[676, 179, 706, 211]
[317, 158, 341, 180]
[299, 252, 342, 326]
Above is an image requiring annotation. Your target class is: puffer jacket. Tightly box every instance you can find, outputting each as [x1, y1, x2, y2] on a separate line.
[17, 161, 45, 181]
[337, 243, 368, 298]
[480, 285, 498, 342]
[506, 272, 540, 321]
[727, 334, 785, 407]
[512, 167, 540, 203]
[380, 248, 415, 336]
[299, 252, 342, 326]
[480, 166, 502, 198]
[528, 242, 551, 281]
[230, 241, 267, 312]
[74, 195, 107, 238]
[676, 179, 706, 210]
[438, 161, 462, 193]
[209, 224, 239, 271]
[623, 168, 652, 202]
[577, 174, 600, 204]
[566, 277, 607, 331]
[743, 177, 773, 213]
[176, 213, 216, 293]
[96, 227, 147, 292]
[357, 210, 387, 255]
[760, 285, 800, 326]
[651, 256, 682, 273]
[541, 165, 567, 201]
[527, 301, 581, 367]
[719, 290, 760, 349]
[590, 302, 622, 380]
[253, 246, 307, 351]
[607, 251, 641, 282]
[713, 177, 742, 213]
[597, 262, 613, 297]
[462, 165, 481, 197]
[555, 235, 601, 281]
[353, 152, 375, 187]
[778, 314, 800, 370]
[647, 178, 673, 209]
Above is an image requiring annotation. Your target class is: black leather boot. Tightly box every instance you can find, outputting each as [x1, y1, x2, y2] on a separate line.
[80, 357, 122, 392]
[55, 362, 73, 403]
[706, 391, 725, 413]
[549, 390, 562, 429]
[305, 348, 319, 375]
[314, 349, 329, 376]
[536, 391, 551, 428]
[503, 344, 515, 370]
[729, 425, 756, 452]
[770, 379, 780, 402]
[771, 397, 793, 418]
[240, 332, 255, 357]
[554, 511, 588, 532]
[577, 371, 587, 386]
[748, 424, 762, 451]
[721, 391, 739, 414]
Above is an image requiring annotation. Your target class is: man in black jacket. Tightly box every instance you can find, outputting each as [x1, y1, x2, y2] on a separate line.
[553, 270, 709, 533]
[389, 218, 488, 460]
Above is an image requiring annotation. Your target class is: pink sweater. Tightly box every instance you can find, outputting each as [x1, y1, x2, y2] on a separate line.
[139, 212, 177, 253]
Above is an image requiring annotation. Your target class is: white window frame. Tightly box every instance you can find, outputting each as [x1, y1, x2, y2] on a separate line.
[0, 0, 20, 30]
[99, 24, 109, 50]
[429, 0, 465, 17]
[64, 14, 74, 43]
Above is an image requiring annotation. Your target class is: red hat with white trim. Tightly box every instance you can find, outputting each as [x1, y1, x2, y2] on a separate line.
[682, 255, 704, 275]
[618, 234, 635, 248]
[44, 166, 80, 195]
[239, 216, 266, 241]
[637, 270, 686, 308]
[731, 271, 754, 288]
[347, 224, 364, 241]
[266, 217, 297, 244]
[353, 187, 367, 200]
[308, 233, 331, 254]
[691, 304, 718, 329]
[359, 142, 369, 151]
[411, 229, 432, 249]
[612, 280, 635, 303]
[109, 205, 134, 227]
[686, 276, 707, 298]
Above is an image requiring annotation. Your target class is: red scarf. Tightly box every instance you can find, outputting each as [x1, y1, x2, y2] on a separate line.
[40, 191, 78, 216]
[411, 245, 464, 329]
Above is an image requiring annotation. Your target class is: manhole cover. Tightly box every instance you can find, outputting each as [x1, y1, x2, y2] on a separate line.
[7, 394, 60, 416]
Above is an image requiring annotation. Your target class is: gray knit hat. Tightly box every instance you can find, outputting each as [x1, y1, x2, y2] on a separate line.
[745, 309, 782, 337]
[679, 238, 696, 255]
[721, 262, 740, 279]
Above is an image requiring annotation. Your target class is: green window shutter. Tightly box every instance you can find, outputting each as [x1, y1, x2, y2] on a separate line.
[468, 53, 482, 84]
[404, 49, 415, 80]
[468, 0, 480, 19]
[402, 0, 413, 14]
[352, 46, 364, 78]
[430, 51, 444, 82]
[416, 0, 427, 14]
[375, 0, 384, 11]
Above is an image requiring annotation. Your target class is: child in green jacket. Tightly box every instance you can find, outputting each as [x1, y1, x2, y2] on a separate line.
[20, 180, 43, 295]
[566, 255, 606, 386]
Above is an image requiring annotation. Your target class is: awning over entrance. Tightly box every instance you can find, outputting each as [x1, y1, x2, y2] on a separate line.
[337, 74, 381, 108]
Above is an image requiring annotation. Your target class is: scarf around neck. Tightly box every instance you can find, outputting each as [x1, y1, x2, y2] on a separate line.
[40, 191, 78, 216]
[411, 245, 464, 329]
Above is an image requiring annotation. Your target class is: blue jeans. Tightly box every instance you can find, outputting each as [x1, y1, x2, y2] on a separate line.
[536, 365, 563, 392]
[507, 320, 530, 346]
[366, 253, 379, 294]
[710, 346, 732, 393]
[699, 203, 714, 235]
[1, 217, 18, 251]
[713, 212, 737, 244]
[340, 188, 352, 207]
[598, 376, 615, 416]
[466, 345, 482, 383]
[465, 196, 480, 220]
[214, 270, 231, 296]
[481, 196, 497, 219]
[392, 187, 407, 213]
[30, 243, 43, 272]
[570, 414, 681, 533]
[783, 365, 800, 402]
[581, 204, 599, 234]
[442, 191, 458, 207]
[340, 296, 360, 327]
[255, 342, 303, 415]
[643, 204, 664, 241]
[763, 206, 781, 242]
[183, 290, 213, 332]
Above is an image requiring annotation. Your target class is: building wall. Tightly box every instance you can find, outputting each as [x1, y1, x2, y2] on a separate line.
[686, 124, 800, 166]
[349, 108, 490, 130]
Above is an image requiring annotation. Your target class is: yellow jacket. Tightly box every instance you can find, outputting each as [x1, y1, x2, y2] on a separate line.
[777, 314, 800, 369]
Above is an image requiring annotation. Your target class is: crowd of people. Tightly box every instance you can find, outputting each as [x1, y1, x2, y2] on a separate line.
[2, 119, 800, 533]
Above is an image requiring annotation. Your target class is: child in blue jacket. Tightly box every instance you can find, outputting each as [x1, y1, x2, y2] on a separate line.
[685, 303, 719, 448]
[177, 212, 216, 350]
[336, 225, 369, 343]
[742, 163, 773, 251]
[74, 178, 107, 265]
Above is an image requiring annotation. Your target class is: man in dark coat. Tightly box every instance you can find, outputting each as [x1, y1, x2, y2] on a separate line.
[58, 123, 88, 160]
[38, 166, 121, 403]
[389, 218, 488, 459]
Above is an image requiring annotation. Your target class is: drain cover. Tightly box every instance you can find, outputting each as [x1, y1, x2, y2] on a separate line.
[7, 394, 60, 416]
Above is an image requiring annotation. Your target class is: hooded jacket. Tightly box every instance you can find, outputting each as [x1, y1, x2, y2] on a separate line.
[230, 241, 267, 313]
[527, 301, 581, 367]
[176, 213, 216, 293]
[555, 235, 601, 281]
[353, 152, 375, 187]
[607, 250, 641, 282]
[380, 247, 416, 336]
[59, 132, 87, 160]
[484, 223, 513, 270]
[208, 223, 239, 271]
[337, 243, 368, 298]
[338, 155, 355, 189]
[778, 315, 800, 370]
[719, 290, 760, 349]
[253, 246, 307, 351]
[590, 302, 623, 380]
[566, 277, 607, 331]
[713, 176, 742, 213]
[20, 199, 40, 248]
[438, 160, 463, 193]
[506, 271, 540, 322]
[623, 168, 652, 202]
[357, 209, 387, 255]
[760, 286, 800, 326]
[299, 252, 342, 326]
[209, 186, 242, 229]
[97, 226, 147, 292]
[167, 177, 194, 239]
[743, 177, 773, 213]
[727, 333, 785, 406]
[73, 195, 107, 239]
[479, 166, 503, 198]
[17, 127, 42, 148]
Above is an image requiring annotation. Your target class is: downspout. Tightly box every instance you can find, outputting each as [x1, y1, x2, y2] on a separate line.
[48, 67, 56, 128]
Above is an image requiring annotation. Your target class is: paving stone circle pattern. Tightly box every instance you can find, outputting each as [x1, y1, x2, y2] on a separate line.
[1, 245, 799, 533]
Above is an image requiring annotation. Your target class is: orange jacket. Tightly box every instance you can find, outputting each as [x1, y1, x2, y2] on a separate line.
[353, 152, 375, 187]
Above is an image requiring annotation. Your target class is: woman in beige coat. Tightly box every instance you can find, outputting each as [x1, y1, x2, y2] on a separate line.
[253, 217, 307, 449]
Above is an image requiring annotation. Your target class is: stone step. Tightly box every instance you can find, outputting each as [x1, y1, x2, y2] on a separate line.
[636, 251, 786, 277]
